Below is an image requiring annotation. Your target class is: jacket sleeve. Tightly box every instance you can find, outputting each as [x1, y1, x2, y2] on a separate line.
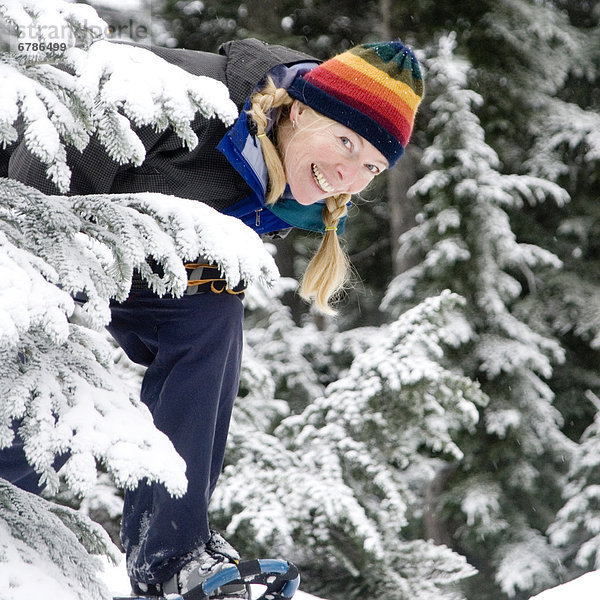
[8, 123, 165, 196]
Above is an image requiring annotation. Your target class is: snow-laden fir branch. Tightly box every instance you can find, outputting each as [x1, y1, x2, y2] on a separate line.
[213, 291, 483, 599]
[526, 98, 600, 182]
[0, 0, 237, 192]
[494, 524, 564, 598]
[1, 178, 278, 329]
[0, 0, 106, 57]
[0, 478, 118, 600]
[0, 178, 278, 497]
[548, 395, 600, 571]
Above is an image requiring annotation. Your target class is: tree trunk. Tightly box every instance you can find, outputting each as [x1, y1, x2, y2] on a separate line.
[387, 147, 419, 276]
[423, 464, 457, 547]
[379, 0, 419, 276]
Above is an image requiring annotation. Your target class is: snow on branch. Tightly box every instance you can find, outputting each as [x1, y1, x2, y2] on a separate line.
[295, 291, 485, 467]
[0, 478, 118, 600]
[213, 291, 483, 598]
[116, 192, 279, 292]
[0, 0, 237, 192]
[0, 0, 106, 57]
[0, 177, 278, 497]
[526, 98, 600, 181]
[495, 526, 562, 597]
[1, 178, 278, 329]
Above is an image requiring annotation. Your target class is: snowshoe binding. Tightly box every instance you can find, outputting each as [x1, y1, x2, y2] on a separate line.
[113, 558, 300, 600]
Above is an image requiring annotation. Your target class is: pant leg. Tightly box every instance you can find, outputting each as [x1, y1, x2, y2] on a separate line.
[107, 289, 244, 585]
[0, 429, 66, 494]
[0, 419, 70, 494]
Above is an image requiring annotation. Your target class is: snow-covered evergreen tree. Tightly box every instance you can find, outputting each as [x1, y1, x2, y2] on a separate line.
[0, 1, 277, 596]
[381, 34, 575, 599]
[212, 290, 485, 599]
[548, 392, 600, 575]
[520, 10, 600, 584]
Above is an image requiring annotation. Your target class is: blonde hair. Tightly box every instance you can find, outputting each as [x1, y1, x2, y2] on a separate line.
[247, 77, 351, 315]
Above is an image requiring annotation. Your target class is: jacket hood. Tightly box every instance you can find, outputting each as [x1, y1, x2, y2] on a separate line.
[218, 39, 319, 108]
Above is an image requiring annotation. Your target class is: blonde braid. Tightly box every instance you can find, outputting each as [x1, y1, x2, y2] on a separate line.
[246, 77, 293, 205]
[299, 193, 352, 315]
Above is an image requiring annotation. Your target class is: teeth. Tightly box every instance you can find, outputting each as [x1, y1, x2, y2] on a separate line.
[312, 164, 335, 193]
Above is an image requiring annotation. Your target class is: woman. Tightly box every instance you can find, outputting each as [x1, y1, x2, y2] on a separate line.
[6, 38, 423, 597]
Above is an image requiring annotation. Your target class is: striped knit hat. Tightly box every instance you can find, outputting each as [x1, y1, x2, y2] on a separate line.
[287, 40, 424, 167]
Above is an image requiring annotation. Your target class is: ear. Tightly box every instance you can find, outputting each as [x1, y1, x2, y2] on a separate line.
[289, 100, 305, 123]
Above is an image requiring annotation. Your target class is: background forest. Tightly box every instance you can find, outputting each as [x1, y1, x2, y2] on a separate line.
[1, 0, 600, 599]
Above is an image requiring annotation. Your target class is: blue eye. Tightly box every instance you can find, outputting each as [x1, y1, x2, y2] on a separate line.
[366, 164, 380, 174]
[340, 136, 352, 149]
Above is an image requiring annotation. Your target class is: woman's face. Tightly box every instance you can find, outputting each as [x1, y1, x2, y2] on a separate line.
[280, 102, 389, 206]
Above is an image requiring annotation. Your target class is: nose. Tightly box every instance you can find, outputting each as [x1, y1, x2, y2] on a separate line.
[335, 159, 368, 193]
[335, 158, 359, 186]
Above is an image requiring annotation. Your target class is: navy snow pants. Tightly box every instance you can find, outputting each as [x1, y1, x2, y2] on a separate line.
[107, 288, 244, 584]
[0, 287, 244, 586]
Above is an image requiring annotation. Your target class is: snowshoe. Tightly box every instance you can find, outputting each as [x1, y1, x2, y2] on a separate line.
[113, 558, 300, 600]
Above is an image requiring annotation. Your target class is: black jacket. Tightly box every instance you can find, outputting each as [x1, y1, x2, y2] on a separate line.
[8, 39, 315, 215]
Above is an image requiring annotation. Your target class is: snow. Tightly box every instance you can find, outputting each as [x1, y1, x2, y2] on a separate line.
[95, 557, 600, 600]
[0, 520, 82, 600]
[529, 570, 600, 599]
[98, 553, 326, 600]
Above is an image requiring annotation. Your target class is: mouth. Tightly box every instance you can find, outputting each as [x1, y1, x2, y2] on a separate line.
[311, 163, 335, 194]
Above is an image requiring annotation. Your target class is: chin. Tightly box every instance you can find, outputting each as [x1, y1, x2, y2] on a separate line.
[287, 173, 329, 205]
[295, 196, 318, 206]
[289, 186, 320, 206]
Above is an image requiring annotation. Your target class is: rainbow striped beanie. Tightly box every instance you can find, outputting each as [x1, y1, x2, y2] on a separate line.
[287, 40, 424, 167]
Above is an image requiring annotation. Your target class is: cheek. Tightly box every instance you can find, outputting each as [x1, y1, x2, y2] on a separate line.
[283, 143, 311, 182]
[348, 173, 375, 194]
[286, 132, 332, 167]
[282, 140, 302, 173]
